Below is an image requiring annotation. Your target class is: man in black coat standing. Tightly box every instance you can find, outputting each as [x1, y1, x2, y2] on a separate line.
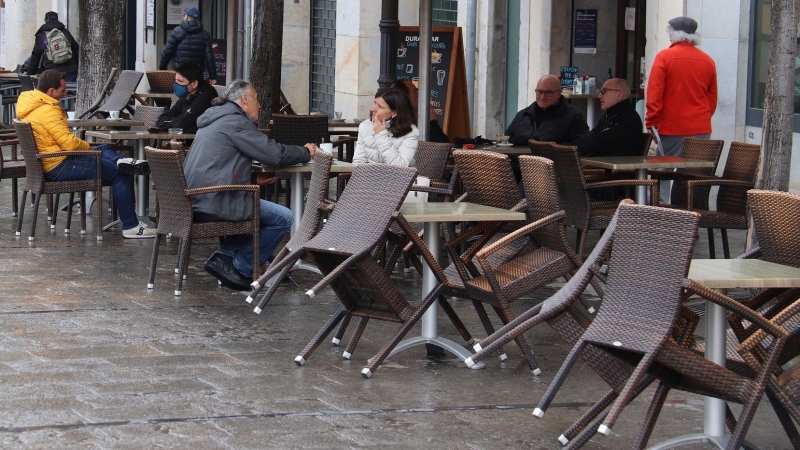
[159, 7, 217, 84]
[578, 78, 643, 156]
[25, 12, 79, 82]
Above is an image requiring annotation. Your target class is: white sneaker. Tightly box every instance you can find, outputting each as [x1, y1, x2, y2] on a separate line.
[116, 158, 151, 175]
[123, 221, 158, 239]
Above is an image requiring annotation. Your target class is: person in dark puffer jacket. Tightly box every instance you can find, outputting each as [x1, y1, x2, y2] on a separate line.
[159, 7, 217, 84]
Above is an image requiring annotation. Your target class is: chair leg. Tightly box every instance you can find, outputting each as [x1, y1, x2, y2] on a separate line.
[29, 192, 43, 240]
[471, 300, 507, 360]
[469, 304, 545, 367]
[494, 304, 539, 374]
[533, 340, 587, 418]
[78, 192, 87, 235]
[342, 317, 369, 360]
[559, 389, 618, 445]
[11, 178, 18, 217]
[438, 296, 474, 344]
[598, 353, 656, 435]
[707, 228, 716, 259]
[50, 194, 60, 231]
[331, 315, 352, 346]
[295, 307, 346, 366]
[15, 190, 27, 236]
[631, 382, 671, 449]
[147, 233, 162, 290]
[721, 228, 731, 259]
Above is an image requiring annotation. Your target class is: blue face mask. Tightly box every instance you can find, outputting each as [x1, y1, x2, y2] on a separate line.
[173, 82, 189, 98]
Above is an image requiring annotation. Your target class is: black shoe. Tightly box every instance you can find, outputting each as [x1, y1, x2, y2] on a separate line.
[116, 158, 151, 176]
[204, 254, 251, 291]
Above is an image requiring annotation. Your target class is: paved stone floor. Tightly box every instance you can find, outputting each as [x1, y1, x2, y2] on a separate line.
[0, 179, 793, 449]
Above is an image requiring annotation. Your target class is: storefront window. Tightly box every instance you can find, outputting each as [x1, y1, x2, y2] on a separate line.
[750, 0, 800, 113]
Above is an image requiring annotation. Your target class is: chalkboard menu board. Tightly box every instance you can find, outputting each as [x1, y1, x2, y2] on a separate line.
[394, 27, 470, 142]
[211, 39, 226, 85]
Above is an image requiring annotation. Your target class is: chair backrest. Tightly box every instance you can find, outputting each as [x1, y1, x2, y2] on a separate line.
[131, 105, 166, 131]
[582, 203, 700, 352]
[305, 164, 417, 255]
[12, 120, 45, 190]
[639, 132, 653, 156]
[145, 70, 176, 93]
[415, 141, 450, 180]
[284, 150, 333, 249]
[533, 143, 592, 230]
[671, 138, 724, 208]
[452, 150, 522, 210]
[529, 140, 553, 155]
[97, 70, 144, 113]
[717, 142, 761, 215]
[18, 74, 35, 92]
[747, 189, 800, 268]
[144, 147, 194, 234]
[271, 114, 329, 146]
[519, 155, 572, 253]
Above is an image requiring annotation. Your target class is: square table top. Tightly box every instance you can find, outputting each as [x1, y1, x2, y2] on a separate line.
[254, 160, 356, 173]
[688, 259, 800, 289]
[579, 155, 716, 170]
[137, 92, 176, 99]
[68, 119, 144, 128]
[399, 202, 526, 223]
[85, 130, 195, 140]
[471, 144, 530, 155]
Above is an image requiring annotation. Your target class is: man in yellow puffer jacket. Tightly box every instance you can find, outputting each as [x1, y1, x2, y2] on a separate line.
[16, 70, 157, 238]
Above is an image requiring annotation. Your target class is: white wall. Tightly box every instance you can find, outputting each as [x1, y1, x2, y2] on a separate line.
[281, 0, 310, 113]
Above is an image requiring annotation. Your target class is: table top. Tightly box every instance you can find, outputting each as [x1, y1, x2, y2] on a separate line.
[561, 90, 598, 100]
[399, 202, 526, 223]
[86, 130, 195, 140]
[468, 144, 530, 155]
[328, 121, 361, 128]
[138, 92, 176, 99]
[580, 155, 716, 170]
[688, 259, 800, 289]
[254, 160, 356, 173]
[68, 119, 144, 128]
[0, 73, 20, 79]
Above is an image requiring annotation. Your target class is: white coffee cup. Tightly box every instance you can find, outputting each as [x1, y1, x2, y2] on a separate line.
[66, 111, 76, 120]
[108, 111, 120, 120]
[320, 143, 333, 154]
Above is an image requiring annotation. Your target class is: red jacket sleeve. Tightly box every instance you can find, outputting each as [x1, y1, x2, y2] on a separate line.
[645, 54, 666, 129]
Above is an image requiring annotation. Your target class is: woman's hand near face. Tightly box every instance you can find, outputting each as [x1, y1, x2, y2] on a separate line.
[373, 117, 388, 135]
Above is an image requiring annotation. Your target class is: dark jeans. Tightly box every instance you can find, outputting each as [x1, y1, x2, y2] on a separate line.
[64, 73, 77, 82]
[44, 145, 139, 229]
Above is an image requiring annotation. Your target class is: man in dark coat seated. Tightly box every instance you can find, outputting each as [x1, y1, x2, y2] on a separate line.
[578, 78, 643, 156]
[154, 63, 216, 135]
[505, 74, 589, 181]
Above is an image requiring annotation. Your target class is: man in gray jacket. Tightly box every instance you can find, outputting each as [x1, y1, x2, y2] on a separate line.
[184, 80, 318, 290]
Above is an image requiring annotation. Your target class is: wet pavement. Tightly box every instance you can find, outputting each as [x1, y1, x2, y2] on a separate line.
[0, 179, 793, 449]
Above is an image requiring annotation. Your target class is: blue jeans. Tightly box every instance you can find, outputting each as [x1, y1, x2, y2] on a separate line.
[197, 200, 293, 278]
[64, 73, 77, 82]
[44, 145, 139, 229]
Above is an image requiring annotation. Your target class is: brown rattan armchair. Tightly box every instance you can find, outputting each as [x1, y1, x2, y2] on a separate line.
[536, 142, 659, 259]
[246, 150, 334, 313]
[144, 147, 261, 296]
[650, 137, 724, 208]
[145, 70, 176, 93]
[0, 135, 26, 217]
[685, 141, 760, 258]
[13, 120, 103, 241]
[77, 68, 144, 119]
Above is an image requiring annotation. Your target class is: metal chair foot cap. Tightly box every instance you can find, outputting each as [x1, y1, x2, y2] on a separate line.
[361, 368, 372, 378]
[403, 268, 413, 273]
[174, 290, 181, 296]
[97, 236, 102, 241]
[305, 289, 315, 298]
[532, 368, 542, 376]
[294, 356, 305, 366]
[473, 343, 482, 352]
[587, 306, 596, 314]
[28, 236, 34, 241]
[15, 231, 20, 236]
[499, 353, 508, 361]
[245, 296, 254, 304]
[331, 337, 340, 346]
[175, 268, 180, 274]
[253, 307, 262, 314]
[342, 351, 351, 360]
[147, 283, 154, 289]
[80, 230, 86, 235]
[464, 357, 475, 368]
[598, 425, 611, 436]
[532, 408, 544, 418]
[251, 281, 260, 290]
[558, 435, 569, 446]
[218, 280, 222, 286]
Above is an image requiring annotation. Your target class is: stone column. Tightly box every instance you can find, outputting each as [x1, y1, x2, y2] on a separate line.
[4, 1, 40, 69]
[335, 0, 382, 121]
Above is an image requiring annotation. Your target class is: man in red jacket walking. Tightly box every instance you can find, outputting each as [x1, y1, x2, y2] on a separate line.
[646, 16, 717, 204]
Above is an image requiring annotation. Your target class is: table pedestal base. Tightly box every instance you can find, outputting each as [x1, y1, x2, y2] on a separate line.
[648, 433, 758, 450]
[380, 336, 485, 369]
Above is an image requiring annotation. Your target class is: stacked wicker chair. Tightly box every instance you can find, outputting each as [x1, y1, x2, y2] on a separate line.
[13, 120, 103, 241]
[245, 150, 334, 313]
[144, 147, 261, 296]
[145, 70, 176, 93]
[685, 142, 761, 258]
[0, 134, 25, 216]
[651, 137, 724, 209]
[77, 68, 144, 119]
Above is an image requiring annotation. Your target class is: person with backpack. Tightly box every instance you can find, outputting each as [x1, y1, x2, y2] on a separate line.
[25, 12, 79, 82]
[159, 7, 217, 85]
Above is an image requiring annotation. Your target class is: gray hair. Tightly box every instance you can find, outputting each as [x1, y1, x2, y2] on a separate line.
[667, 26, 701, 46]
[211, 79, 253, 106]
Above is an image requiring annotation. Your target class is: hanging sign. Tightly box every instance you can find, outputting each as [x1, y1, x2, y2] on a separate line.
[574, 9, 598, 54]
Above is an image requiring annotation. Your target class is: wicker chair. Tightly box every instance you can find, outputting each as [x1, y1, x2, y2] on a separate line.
[144, 147, 261, 296]
[535, 142, 659, 259]
[457, 156, 583, 373]
[685, 141, 760, 258]
[13, 120, 103, 241]
[145, 70, 176, 93]
[293, 164, 452, 376]
[246, 150, 334, 313]
[534, 203, 789, 449]
[650, 137, 724, 208]
[77, 68, 144, 119]
[0, 135, 26, 217]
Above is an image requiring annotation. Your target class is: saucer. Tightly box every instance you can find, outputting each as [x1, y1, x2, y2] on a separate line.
[331, 118, 345, 123]
[496, 142, 514, 147]
[107, 118, 123, 121]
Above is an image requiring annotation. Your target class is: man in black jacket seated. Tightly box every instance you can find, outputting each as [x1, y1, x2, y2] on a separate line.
[155, 63, 216, 135]
[505, 74, 588, 181]
[578, 78, 643, 156]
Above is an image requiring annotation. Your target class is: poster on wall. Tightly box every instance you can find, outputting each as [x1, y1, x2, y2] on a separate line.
[574, 9, 597, 54]
[167, 0, 199, 25]
[146, 0, 155, 27]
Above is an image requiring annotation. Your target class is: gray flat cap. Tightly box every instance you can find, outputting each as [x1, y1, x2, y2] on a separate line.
[668, 16, 698, 34]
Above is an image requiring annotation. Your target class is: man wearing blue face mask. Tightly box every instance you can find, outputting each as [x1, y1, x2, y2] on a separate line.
[154, 62, 216, 134]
